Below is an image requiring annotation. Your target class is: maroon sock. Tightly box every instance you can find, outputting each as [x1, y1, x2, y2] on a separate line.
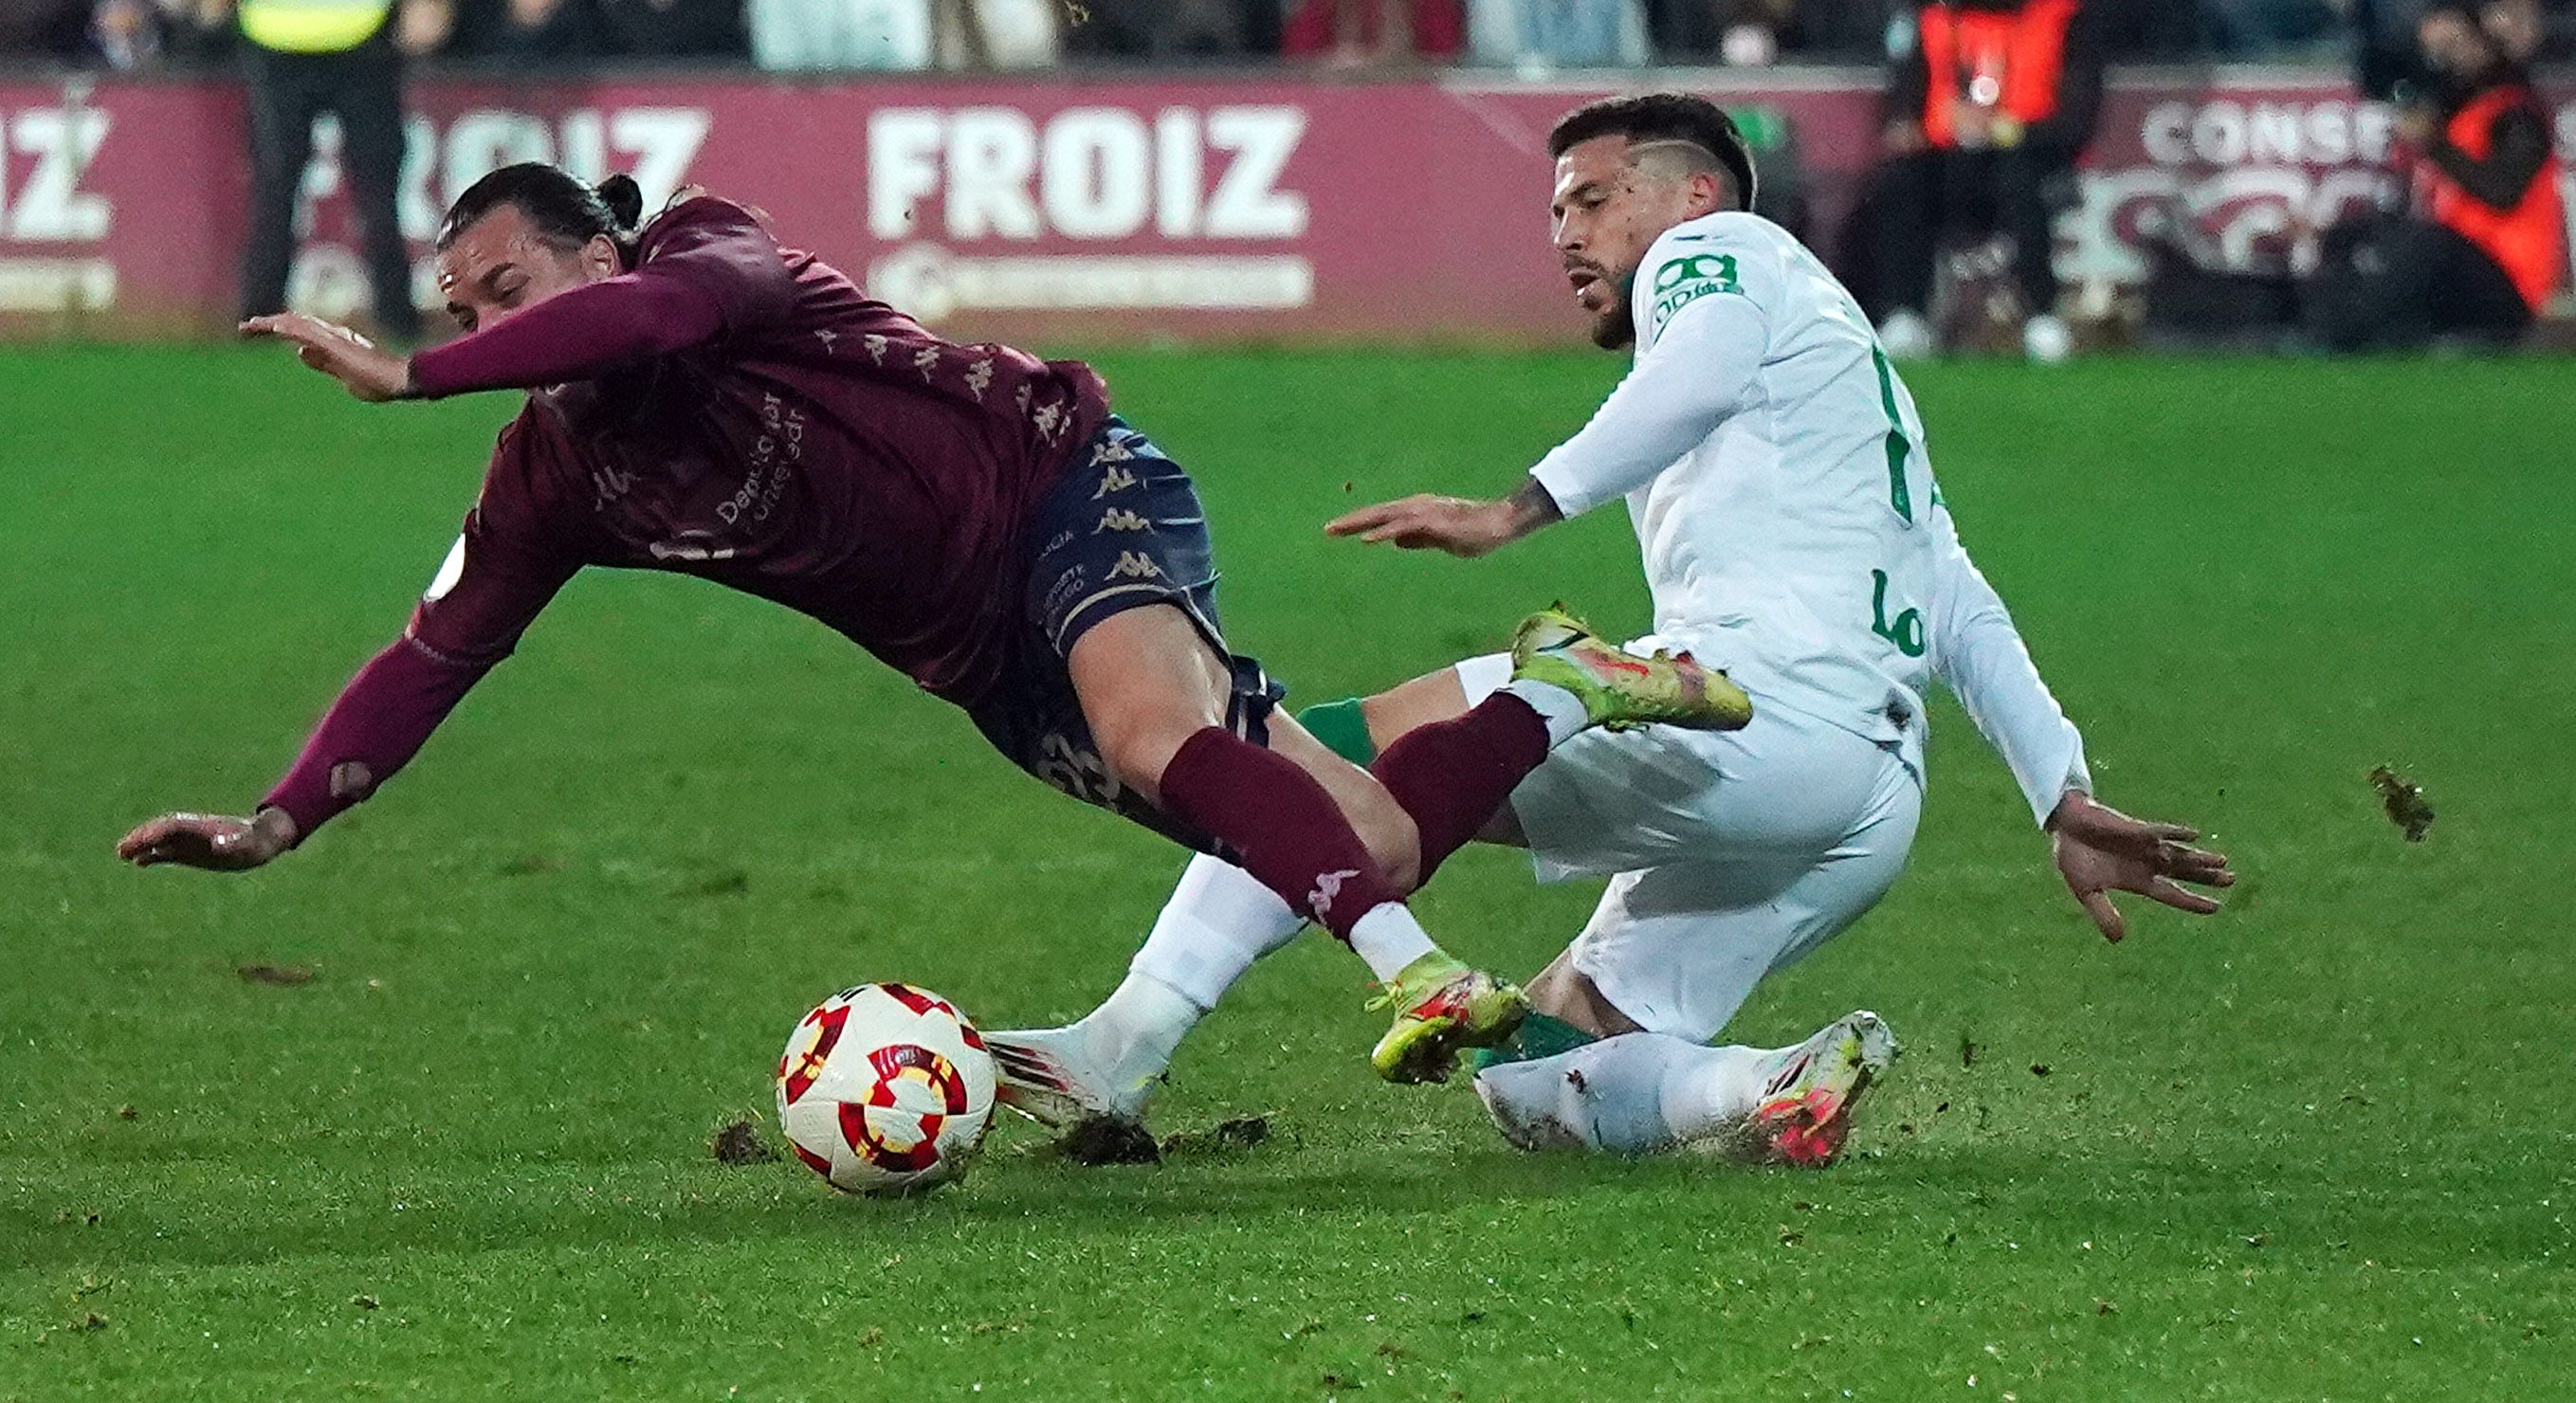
[1367, 692, 1552, 883]
[1158, 727, 1402, 941]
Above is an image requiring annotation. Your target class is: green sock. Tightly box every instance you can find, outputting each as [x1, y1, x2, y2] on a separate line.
[1295, 697, 1377, 766]
[1470, 1011, 1598, 1072]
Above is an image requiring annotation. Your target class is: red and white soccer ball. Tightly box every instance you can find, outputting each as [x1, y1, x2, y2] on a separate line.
[775, 983, 997, 1196]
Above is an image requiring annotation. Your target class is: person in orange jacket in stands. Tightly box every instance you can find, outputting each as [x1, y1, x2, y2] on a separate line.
[2397, 0, 2565, 340]
[1870, 0, 2105, 365]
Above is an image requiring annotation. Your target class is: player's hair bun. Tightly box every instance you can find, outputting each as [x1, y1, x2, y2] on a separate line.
[595, 173, 646, 231]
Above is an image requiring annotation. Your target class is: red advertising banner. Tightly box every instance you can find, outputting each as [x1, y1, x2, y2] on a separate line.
[0, 68, 2567, 341]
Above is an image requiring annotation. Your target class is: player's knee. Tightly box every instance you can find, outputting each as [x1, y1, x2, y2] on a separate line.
[1094, 721, 1189, 803]
[1349, 800, 1422, 893]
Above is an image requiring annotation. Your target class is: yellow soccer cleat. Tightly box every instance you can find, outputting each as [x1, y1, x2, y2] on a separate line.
[1367, 952, 1530, 1085]
[1509, 605, 1754, 733]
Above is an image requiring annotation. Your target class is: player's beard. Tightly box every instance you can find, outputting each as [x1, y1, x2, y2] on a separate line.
[1590, 293, 1636, 351]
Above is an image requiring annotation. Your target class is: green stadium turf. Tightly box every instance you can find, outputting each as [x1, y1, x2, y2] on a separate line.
[3, 344, 2571, 1400]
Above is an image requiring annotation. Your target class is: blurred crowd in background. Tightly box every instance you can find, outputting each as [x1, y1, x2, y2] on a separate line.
[1, 0, 2559, 359]
[1, 0, 2570, 72]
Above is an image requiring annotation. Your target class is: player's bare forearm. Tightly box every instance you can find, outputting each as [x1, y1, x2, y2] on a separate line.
[1325, 477, 1562, 558]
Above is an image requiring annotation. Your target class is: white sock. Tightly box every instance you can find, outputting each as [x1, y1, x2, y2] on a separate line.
[1129, 852, 1306, 1009]
[1068, 968, 1207, 1095]
[1499, 678, 1588, 747]
[1471, 1033, 1771, 1155]
[1347, 902, 1439, 982]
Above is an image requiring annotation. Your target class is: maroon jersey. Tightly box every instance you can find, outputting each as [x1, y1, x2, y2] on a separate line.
[263, 196, 1109, 840]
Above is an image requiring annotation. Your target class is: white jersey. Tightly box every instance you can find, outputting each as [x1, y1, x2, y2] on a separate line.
[1527, 211, 2088, 826]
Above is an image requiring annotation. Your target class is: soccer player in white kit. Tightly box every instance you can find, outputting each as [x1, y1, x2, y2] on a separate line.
[991, 94, 2235, 1166]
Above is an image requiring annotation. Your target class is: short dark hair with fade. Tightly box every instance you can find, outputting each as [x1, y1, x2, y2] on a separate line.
[1547, 94, 1758, 213]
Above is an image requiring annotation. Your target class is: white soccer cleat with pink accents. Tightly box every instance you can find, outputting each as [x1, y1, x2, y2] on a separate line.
[1707, 1011, 1899, 1167]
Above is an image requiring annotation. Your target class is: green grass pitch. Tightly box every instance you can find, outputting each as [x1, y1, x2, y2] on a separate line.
[4, 344, 2571, 1399]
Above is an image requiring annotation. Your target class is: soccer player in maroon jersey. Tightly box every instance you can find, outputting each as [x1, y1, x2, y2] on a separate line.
[116, 164, 1745, 1083]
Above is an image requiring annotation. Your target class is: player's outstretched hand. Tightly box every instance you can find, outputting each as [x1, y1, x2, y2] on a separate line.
[1327, 494, 1531, 558]
[240, 313, 411, 402]
[2046, 792, 2235, 943]
[117, 809, 297, 873]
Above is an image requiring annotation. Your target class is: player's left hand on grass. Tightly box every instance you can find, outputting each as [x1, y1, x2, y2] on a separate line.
[240, 313, 412, 402]
[2046, 792, 2236, 942]
[116, 808, 298, 872]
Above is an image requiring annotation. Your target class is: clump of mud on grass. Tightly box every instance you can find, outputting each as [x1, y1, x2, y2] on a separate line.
[711, 1116, 780, 1166]
[2369, 766, 2435, 842]
[1058, 1116, 1162, 1165]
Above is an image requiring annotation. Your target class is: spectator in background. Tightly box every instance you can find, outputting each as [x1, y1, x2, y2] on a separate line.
[234, 0, 435, 343]
[747, 0, 1051, 68]
[2479, 0, 2569, 62]
[2408, 0, 2563, 325]
[1282, 0, 1462, 64]
[2311, 0, 2564, 346]
[930, 0, 1057, 65]
[746, 0, 923, 67]
[1870, 0, 2105, 363]
[84, 0, 229, 64]
[93, 0, 168, 59]
[1466, 0, 1649, 69]
[89, 0, 168, 63]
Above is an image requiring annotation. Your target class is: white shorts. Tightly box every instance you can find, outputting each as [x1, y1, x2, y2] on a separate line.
[1459, 652, 1923, 1042]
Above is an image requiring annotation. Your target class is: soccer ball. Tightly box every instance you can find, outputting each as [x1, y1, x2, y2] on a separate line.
[775, 983, 997, 1195]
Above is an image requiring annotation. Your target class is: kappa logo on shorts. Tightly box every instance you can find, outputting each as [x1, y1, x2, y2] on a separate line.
[1035, 733, 1120, 807]
[1090, 437, 1138, 466]
[1093, 465, 1141, 499]
[1106, 552, 1162, 581]
[1095, 508, 1150, 534]
[1306, 869, 1362, 921]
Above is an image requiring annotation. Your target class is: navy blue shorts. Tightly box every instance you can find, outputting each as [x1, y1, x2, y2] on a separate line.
[972, 417, 1285, 850]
